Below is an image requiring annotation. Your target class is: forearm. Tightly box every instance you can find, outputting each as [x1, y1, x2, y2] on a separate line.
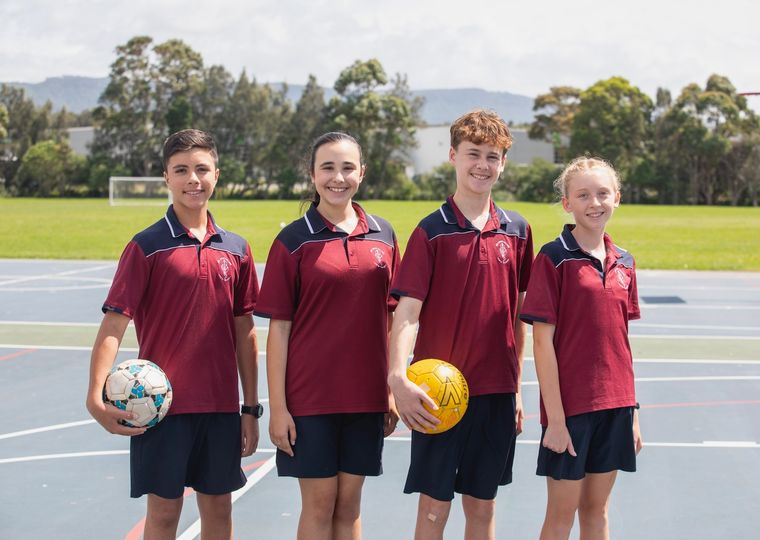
[387, 297, 422, 387]
[513, 292, 527, 392]
[235, 314, 258, 406]
[266, 319, 292, 412]
[533, 323, 565, 424]
[87, 312, 129, 409]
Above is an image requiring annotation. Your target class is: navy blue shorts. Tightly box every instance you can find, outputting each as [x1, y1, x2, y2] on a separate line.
[276, 413, 384, 478]
[404, 393, 517, 501]
[130, 413, 245, 499]
[536, 407, 637, 481]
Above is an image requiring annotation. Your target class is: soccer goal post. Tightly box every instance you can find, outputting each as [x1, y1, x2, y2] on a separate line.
[109, 177, 172, 207]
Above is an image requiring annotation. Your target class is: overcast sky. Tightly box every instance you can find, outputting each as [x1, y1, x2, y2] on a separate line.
[1, 0, 758, 99]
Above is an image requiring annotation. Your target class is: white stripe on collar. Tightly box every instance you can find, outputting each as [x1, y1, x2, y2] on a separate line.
[559, 234, 570, 250]
[303, 212, 316, 234]
[367, 213, 382, 231]
[439, 206, 452, 224]
[499, 208, 512, 223]
[164, 215, 178, 237]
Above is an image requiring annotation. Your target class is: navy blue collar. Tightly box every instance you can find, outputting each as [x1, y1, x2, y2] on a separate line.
[163, 205, 224, 239]
[302, 203, 381, 235]
[439, 196, 512, 231]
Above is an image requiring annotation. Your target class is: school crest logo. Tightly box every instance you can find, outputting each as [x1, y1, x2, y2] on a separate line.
[495, 240, 510, 264]
[218, 257, 232, 281]
[369, 247, 387, 268]
[615, 267, 630, 290]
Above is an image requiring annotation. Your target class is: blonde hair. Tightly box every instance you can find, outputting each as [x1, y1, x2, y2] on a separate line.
[450, 109, 512, 155]
[554, 156, 621, 198]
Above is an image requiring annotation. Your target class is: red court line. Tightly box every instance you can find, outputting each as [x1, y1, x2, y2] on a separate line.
[123, 458, 268, 540]
[0, 348, 37, 362]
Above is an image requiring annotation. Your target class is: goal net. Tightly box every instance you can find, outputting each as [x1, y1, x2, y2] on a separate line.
[109, 177, 172, 206]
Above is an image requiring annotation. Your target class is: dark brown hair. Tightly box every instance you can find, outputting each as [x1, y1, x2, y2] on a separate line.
[302, 131, 363, 208]
[162, 129, 218, 171]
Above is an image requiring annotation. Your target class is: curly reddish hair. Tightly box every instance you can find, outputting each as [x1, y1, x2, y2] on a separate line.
[450, 109, 513, 156]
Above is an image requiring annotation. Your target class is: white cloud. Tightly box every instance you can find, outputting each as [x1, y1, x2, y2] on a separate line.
[1, 0, 758, 99]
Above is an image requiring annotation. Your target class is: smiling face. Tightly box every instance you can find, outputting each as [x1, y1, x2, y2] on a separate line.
[561, 167, 621, 234]
[449, 140, 507, 197]
[311, 139, 364, 211]
[164, 148, 219, 214]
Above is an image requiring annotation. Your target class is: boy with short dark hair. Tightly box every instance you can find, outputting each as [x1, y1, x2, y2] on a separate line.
[86, 128, 260, 539]
[388, 110, 533, 539]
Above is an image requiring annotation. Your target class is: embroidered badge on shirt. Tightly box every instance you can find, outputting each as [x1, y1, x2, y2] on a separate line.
[218, 257, 232, 281]
[370, 247, 387, 268]
[615, 267, 630, 289]
[496, 240, 510, 264]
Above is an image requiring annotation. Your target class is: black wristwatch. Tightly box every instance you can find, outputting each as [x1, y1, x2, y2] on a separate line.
[241, 404, 264, 418]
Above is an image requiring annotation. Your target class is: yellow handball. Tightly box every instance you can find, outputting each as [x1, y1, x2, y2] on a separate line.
[406, 358, 469, 434]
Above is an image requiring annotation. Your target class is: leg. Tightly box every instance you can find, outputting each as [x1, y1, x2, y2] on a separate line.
[414, 494, 452, 540]
[298, 477, 339, 540]
[333, 472, 365, 540]
[540, 478, 583, 540]
[577, 471, 617, 540]
[461, 495, 496, 540]
[144, 494, 183, 540]
[196, 492, 233, 540]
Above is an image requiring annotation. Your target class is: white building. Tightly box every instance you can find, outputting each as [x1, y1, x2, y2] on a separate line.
[408, 125, 556, 177]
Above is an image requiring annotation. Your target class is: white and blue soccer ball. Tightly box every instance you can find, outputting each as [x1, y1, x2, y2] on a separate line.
[103, 359, 173, 428]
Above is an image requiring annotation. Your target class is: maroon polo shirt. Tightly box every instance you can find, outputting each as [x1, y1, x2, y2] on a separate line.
[520, 225, 640, 425]
[254, 203, 400, 416]
[103, 205, 259, 415]
[391, 196, 534, 396]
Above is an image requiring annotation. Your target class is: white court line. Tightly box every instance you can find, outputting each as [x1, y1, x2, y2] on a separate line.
[0, 419, 96, 440]
[177, 456, 278, 540]
[634, 375, 760, 383]
[0, 320, 103, 327]
[0, 400, 270, 440]
[638, 285, 760, 292]
[385, 437, 760, 448]
[0, 448, 277, 465]
[0, 264, 116, 287]
[627, 334, 760, 340]
[632, 358, 760, 364]
[640, 304, 760, 311]
[631, 322, 760, 332]
[0, 450, 128, 464]
[0, 343, 139, 352]
[0, 320, 268, 331]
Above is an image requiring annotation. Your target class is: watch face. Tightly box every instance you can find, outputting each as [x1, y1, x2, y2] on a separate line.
[242, 404, 263, 418]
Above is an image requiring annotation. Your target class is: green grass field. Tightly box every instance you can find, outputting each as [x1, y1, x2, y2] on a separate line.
[2, 198, 759, 270]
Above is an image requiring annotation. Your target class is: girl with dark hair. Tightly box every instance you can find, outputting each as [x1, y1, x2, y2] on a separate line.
[255, 132, 400, 539]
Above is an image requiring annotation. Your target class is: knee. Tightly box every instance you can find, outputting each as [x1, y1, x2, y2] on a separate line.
[578, 502, 608, 532]
[333, 496, 361, 524]
[198, 493, 232, 523]
[147, 497, 183, 529]
[419, 496, 452, 526]
[305, 493, 338, 523]
[462, 497, 495, 524]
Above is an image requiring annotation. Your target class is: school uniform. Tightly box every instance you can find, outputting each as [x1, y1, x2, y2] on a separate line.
[391, 196, 534, 500]
[520, 224, 640, 479]
[255, 203, 399, 477]
[104, 205, 259, 497]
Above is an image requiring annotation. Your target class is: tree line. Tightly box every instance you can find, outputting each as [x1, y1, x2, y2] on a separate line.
[1, 35, 758, 205]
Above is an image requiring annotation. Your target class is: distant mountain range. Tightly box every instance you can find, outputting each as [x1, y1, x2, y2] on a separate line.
[4, 76, 536, 125]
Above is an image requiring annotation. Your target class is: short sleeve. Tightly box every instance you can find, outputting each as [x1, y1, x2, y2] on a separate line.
[627, 263, 641, 321]
[254, 239, 299, 321]
[391, 226, 433, 302]
[102, 240, 150, 318]
[233, 243, 259, 316]
[387, 229, 402, 311]
[519, 252, 560, 326]
[518, 224, 535, 292]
